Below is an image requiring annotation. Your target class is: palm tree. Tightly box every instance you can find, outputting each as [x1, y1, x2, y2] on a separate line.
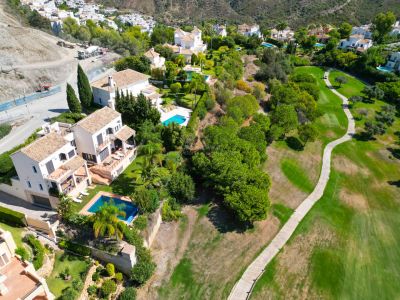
[197, 53, 206, 72]
[91, 201, 126, 240]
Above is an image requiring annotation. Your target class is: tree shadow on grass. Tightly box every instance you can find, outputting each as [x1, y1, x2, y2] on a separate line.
[388, 180, 400, 188]
[109, 172, 136, 196]
[388, 147, 400, 160]
[285, 136, 304, 151]
[353, 132, 373, 142]
[207, 202, 250, 234]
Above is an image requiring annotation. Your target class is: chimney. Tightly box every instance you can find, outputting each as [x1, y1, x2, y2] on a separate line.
[108, 75, 114, 87]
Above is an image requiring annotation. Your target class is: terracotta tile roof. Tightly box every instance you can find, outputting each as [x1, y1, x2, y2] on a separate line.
[114, 125, 135, 141]
[47, 156, 86, 180]
[76, 107, 120, 134]
[91, 69, 150, 92]
[144, 48, 160, 59]
[18, 132, 67, 162]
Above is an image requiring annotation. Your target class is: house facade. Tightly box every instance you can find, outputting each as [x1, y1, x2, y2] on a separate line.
[213, 24, 227, 37]
[238, 24, 261, 38]
[0, 229, 55, 299]
[339, 34, 373, 52]
[91, 69, 162, 109]
[73, 107, 137, 184]
[167, 26, 207, 62]
[270, 28, 295, 41]
[144, 48, 166, 69]
[11, 123, 91, 209]
[385, 52, 400, 72]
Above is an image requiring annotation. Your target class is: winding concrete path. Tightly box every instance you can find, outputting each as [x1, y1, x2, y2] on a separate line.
[228, 70, 356, 300]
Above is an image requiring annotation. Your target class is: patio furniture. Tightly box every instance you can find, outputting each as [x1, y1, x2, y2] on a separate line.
[81, 191, 89, 196]
[73, 198, 82, 203]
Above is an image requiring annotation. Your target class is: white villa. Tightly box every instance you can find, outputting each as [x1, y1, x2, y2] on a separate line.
[11, 124, 91, 209]
[351, 25, 373, 39]
[384, 52, 400, 72]
[213, 24, 227, 37]
[339, 34, 373, 52]
[238, 24, 261, 38]
[0, 229, 54, 299]
[391, 21, 400, 36]
[91, 69, 162, 110]
[165, 26, 206, 62]
[73, 107, 137, 184]
[270, 28, 295, 41]
[144, 48, 166, 69]
[10, 107, 137, 209]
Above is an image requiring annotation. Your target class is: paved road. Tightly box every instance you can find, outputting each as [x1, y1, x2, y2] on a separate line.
[0, 66, 113, 153]
[228, 70, 356, 300]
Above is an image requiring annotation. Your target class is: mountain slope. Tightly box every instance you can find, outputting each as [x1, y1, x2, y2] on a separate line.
[102, 0, 400, 27]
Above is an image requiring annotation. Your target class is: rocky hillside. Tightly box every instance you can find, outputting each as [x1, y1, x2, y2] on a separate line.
[100, 0, 400, 27]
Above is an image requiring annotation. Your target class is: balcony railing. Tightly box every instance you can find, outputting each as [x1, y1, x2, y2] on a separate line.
[96, 137, 110, 153]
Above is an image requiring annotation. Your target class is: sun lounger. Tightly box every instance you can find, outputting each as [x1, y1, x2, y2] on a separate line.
[81, 191, 89, 196]
[73, 198, 82, 203]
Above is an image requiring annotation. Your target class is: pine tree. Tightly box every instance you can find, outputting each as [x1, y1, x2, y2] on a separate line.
[77, 64, 93, 109]
[66, 83, 82, 113]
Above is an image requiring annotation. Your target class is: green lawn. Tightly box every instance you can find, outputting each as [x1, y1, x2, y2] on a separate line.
[0, 222, 25, 248]
[329, 70, 366, 98]
[252, 70, 400, 299]
[280, 159, 314, 193]
[46, 252, 90, 297]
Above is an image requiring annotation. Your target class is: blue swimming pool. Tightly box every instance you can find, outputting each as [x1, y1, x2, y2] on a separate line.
[162, 114, 187, 126]
[261, 42, 274, 48]
[315, 43, 325, 47]
[88, 195, 138, 223]
[377, 66, 393, 73]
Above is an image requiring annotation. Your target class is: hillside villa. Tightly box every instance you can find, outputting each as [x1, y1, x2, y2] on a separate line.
[164, 26, 207, 63]
[270, 27, 294, 42]
[383, 51, 400, 72]
[213, 24, 227, 37]
[238, 24, 261, 38]
[9, 107, 136, 209]
[91, 69, 162, 110]
[144, 48, 166, 69]
[0, 229, 54, 300]
[339, 32, 373, 52]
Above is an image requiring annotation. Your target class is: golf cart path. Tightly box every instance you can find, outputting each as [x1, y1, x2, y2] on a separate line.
[228, 70, 356, 300]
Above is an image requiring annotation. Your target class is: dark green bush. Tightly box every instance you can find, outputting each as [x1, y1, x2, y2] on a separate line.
[0, 123, 11, 140]
[118, 287, 137, 300]
[101, 279, 117, 297]
[24, 234, 44, 270]
[0, 206, 26, 227]
[58, 239, 91, 256]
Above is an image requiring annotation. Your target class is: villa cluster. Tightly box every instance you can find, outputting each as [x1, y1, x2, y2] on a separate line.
[10, 107, 136, 209]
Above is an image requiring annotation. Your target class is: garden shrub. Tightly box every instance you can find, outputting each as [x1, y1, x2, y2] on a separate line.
[92, 272, 100, 282]
[121, 224, 143, 247]
[0, 123, 11, 139]
[134, 215, 148, 231]
[236, 80, 252, 93]
[24, 234, 44, 270]
[115, 272, 123, 282]
[87, 285, 97, 296]
[15, 246, 30, 261]
[101, 279, 117, 297]
[106, 263, 115, 277]
[58, 239, 91, 256]
[161, 199, 183, 222]
[167, 172, 196, 203]
[0, 206, 26, 227]
[130, 251, 156, 285]
[118, 287, 137, 300]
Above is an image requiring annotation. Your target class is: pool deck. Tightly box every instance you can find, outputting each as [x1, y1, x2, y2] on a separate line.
[79, 191, 132, 217]
[160, 106, 192, 126]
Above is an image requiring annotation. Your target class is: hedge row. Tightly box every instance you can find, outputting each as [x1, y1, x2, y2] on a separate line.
[0, 206, 26, 227]
[187, 92, 209, 131]
[24, 234, 45, 270]
[59, 239, 91, 256]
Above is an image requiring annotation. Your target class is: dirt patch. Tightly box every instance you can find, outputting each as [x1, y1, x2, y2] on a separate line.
[333, 155, 369, 177]
[339, 188, 369, 212]
[137, 207, 197, 299]
[265, 142, 322, 209]
[252, 222, 336, 300]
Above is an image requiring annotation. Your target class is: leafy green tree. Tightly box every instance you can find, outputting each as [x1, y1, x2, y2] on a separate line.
[298, 124, 318, 145]
[270, 104, 298, 138]
[300, 35, 317, 52]
[28, 10, 50, 29]
[363, 85, 384, 103]
[57, 194, 74, 221]
[335, 76, 348, 87]
[106, 263, 115, 277]
[226, 95, 259, 120]
[372, 11, 396, 43]
[377, 81, 400, 103]
[252, 82, 266, 101]
[165, 61, 178, 81]
[364, 121, 387, 139]
[101, 279, 117, 298]
[118, 287, 137, 300]
[151, 24, 175, 45]
[115, 55, 151, 74]
[90, 202, 125, 240]
[77, 64, 93, 108]
[376, 105, 396, 126]
[66, 84, 81, 113]
[238, 124, 267, 160]
[225, 184, 270, 223]
[252, 113, 271, 134]
[338, 22, 353, 39]
[161, 123, 184, 151]
[130, 249, 156, 285]
[175, 54, 186, 67]
[133, 187, 159, 213]
[294, 27, 308, 44]
[170, 82, 181, 96]
[167, 172, 195, 203]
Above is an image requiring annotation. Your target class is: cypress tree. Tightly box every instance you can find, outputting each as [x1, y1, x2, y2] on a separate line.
[66, 83, 82, 113]
[77, 64, 93, 109]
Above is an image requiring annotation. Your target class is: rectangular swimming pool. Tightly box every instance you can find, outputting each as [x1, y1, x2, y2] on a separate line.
[162, 114, 187, 126]
[87, 195, 138, 223]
